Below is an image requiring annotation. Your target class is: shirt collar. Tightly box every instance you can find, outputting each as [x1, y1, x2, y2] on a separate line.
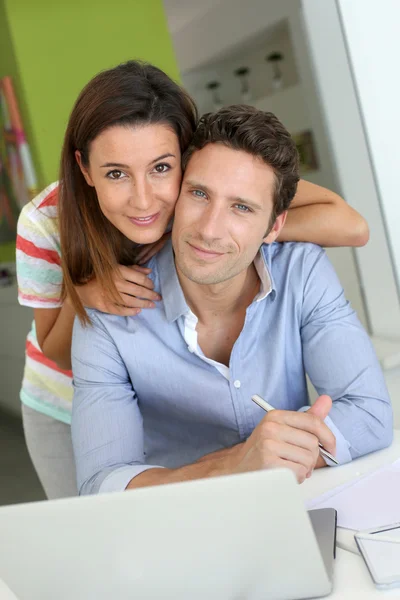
[156, 240, 277, 322]
[254, 244, 277, 302]
[156, 240, 190, 322]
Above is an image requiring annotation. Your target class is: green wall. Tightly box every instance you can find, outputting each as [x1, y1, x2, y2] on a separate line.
[3, 0, 179, 187]
[0, 0, 23, 261]
[0, 0, 33, 178]
[1, 0, 44, 185]
[0, 1, 20, 90]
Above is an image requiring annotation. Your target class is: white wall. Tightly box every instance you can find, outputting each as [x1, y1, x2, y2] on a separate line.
[182, 22, 299, 116]
[300, 0, 400, 339]
[0, 282, 31, 417]
[336, 0, 400, 297]
[170, 0, 297, 74]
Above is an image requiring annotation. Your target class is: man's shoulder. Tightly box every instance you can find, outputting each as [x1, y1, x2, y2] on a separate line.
[263, 241, 325, 267]
[82, 307, 145, 327]
[261, 242, 332, 298]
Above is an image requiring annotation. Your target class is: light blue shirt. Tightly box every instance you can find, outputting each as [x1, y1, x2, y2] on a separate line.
[71, 241, 393, 495]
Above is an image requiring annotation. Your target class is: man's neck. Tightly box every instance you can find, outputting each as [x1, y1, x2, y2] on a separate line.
[176, 262, 260, 325]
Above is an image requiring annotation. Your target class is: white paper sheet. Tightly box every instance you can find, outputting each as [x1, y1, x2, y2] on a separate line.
[306, 458, 400, 530]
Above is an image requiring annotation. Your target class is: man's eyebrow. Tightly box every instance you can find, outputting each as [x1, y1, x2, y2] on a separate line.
[183, 180, 214, 195]
[100, 153, 176, 169]
[185, 180, 263, 210]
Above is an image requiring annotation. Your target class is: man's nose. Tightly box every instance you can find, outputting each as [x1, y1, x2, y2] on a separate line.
[198, 205, 225, 241]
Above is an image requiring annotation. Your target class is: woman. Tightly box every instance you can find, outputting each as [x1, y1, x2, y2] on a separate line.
[17, 60, 368, 500]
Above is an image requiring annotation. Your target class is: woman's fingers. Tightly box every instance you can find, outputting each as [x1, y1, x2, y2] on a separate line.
[116, 283, 160, 304]
[117, 293, 157, 309]
[104, 292, 157, 314]
[128, 265, 152, 274]
[101, 304, 142, 317]
[80, 264, 162, 315]
[117, 265, 155, 290]
[116, 266, 162, 303]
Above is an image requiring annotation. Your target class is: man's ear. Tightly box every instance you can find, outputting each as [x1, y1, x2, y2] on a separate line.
[263, 211, 288, 244]
[75, 150, 94, 187]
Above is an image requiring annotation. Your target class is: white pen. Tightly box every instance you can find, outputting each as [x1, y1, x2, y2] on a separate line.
[251, 394, 339, 465]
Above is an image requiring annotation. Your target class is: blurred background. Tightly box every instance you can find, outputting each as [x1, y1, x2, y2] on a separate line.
[1, 0, 400, 505]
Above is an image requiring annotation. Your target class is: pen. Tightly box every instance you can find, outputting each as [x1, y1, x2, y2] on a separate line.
[251, 394, 339, 465]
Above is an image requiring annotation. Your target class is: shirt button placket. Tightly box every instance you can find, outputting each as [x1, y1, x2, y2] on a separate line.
[231, 378, 246, 440]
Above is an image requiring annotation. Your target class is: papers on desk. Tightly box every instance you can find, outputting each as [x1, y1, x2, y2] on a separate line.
[306, 458, 400, 530]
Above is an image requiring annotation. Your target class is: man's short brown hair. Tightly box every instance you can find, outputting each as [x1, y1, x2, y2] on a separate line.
[182, 105, 300, 224]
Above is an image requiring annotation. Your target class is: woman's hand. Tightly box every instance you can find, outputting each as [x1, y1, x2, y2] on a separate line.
[77, 265, 161, 317]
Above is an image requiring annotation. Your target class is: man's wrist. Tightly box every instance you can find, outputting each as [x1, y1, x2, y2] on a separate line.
[205, 444, 243, 477]
[126, 467, 170, 490]
[195, 443, 243, 465]
[126, 446, 243, 491]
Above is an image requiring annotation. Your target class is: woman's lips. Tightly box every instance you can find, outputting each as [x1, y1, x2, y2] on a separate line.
[127, 212, 160, 227]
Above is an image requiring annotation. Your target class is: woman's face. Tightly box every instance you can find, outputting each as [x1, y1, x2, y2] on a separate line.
[77, 123, 182, 245]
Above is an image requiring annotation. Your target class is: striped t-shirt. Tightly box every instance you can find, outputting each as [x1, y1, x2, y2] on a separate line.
[16, 182, 73, 424]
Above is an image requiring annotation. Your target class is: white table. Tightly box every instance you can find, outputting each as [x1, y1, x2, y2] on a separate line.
[300, 431, 400, 598]
[0, 434, 399, 600]
[325, 548, 400, 599]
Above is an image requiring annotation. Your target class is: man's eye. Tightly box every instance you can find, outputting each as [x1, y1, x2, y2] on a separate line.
[192, 190, 207, 199]
[154, 163, 170, 173]
[106, 170, 125, 180]
[235, 203, 251, 212]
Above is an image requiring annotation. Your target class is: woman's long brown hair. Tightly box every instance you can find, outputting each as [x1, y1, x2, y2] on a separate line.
[59, 60, 197, 323]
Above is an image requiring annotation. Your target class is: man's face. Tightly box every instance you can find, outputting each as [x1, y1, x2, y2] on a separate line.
[172, 143, 287, 285]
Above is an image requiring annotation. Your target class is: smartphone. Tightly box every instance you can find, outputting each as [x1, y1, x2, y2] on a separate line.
[355, 524, 400, 590]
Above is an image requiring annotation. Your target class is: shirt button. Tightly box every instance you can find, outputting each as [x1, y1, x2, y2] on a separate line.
[234, 380, 241, 388]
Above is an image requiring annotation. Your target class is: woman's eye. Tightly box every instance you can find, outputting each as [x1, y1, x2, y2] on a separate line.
[106, 170, 125, 180]
[192, 190, 207, 199]
[154, 163, 170, 173]
[234, 203, 251, 213]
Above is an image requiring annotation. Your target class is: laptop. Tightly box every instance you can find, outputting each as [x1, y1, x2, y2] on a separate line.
[0, 469, 335, 600]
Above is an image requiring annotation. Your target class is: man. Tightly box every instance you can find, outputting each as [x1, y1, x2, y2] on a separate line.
[71, 106, 392, 495]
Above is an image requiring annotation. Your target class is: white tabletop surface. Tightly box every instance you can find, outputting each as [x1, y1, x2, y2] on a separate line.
[301, 430, 400, 598]
[0, 433, 399, 600]
[327, 548, 400, 598]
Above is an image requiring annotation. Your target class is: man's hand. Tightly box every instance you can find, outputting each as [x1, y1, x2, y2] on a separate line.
[127, 396, 336, 491]
[230, 395, 336, 483]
